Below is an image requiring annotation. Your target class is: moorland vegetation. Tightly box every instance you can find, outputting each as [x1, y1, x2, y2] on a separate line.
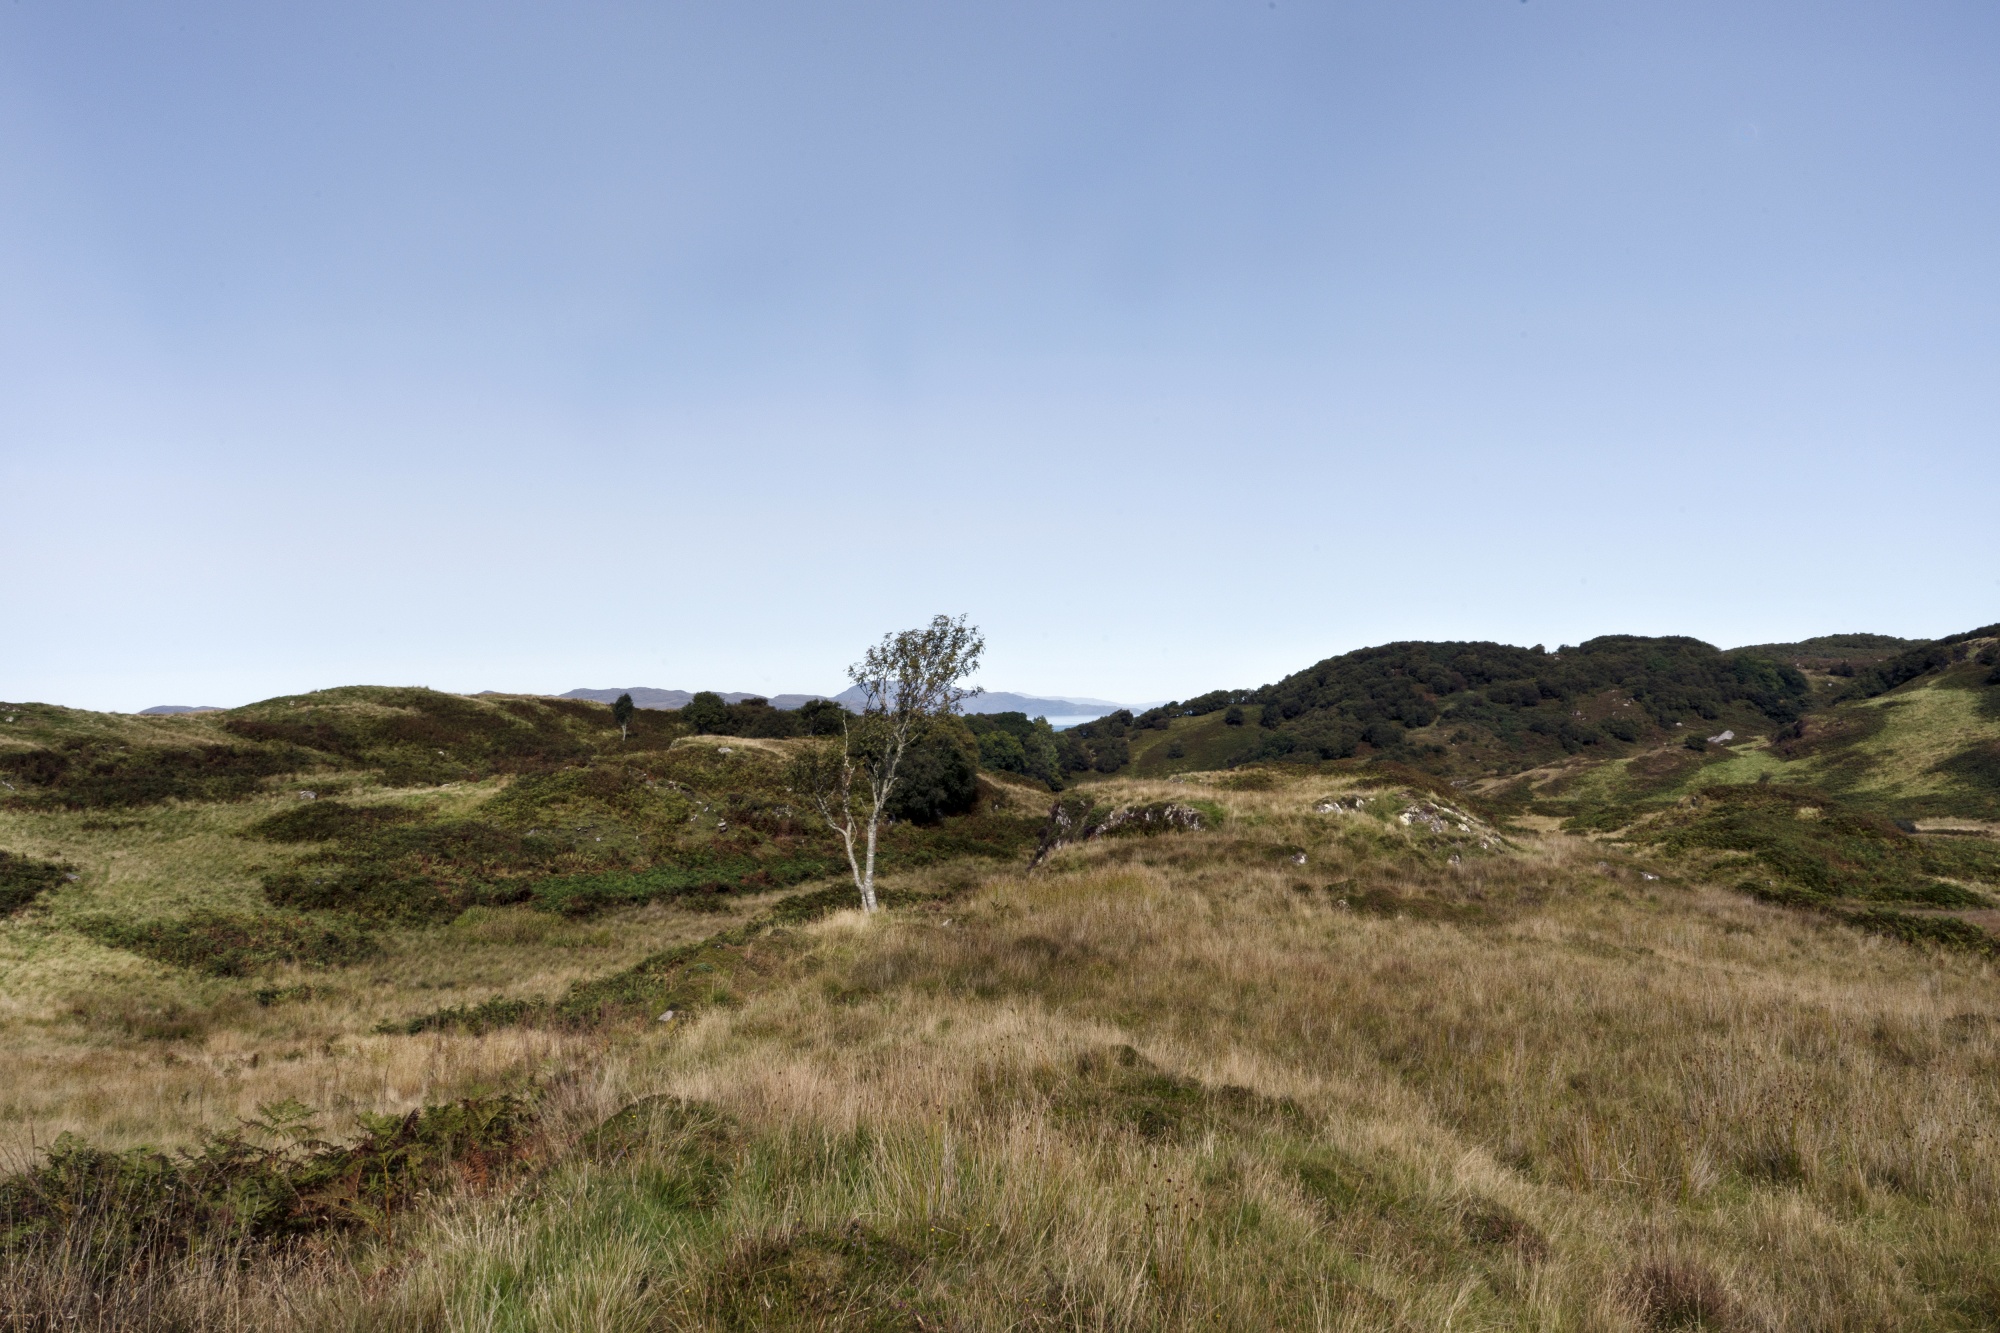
[1, 619, 1998, 1330]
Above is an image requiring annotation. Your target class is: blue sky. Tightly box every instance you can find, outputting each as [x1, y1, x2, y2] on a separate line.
[4, 2, 1995, 711]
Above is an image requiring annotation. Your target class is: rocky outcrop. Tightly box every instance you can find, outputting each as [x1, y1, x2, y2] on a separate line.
[1032, 797, 1205, 865]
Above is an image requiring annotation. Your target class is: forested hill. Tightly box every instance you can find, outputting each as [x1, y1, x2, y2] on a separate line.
[1247, 636, 1809, 763]
[1054, 625, 2000, 806]
[1063, 635, 1815, 778]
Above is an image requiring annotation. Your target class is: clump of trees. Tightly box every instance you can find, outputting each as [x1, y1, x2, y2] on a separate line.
[677, 693, 850, 739]
[1049, 636, 1817, 779]
[964, 712, 1064, 788]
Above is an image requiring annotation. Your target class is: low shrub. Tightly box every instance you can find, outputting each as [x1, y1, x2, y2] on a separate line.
[74, 911, 379, 976]
[0, 850, 72, 915]
[1, 742, 306, 809]
[0, 1095, 533, 1299]
[224, 687, 597, 783]
[1842, 908, 2000, 956]
[1624, 1257, 1741, 1331]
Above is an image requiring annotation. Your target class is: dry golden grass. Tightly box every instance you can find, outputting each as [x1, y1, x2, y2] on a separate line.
[8, 768, 2000, 1330]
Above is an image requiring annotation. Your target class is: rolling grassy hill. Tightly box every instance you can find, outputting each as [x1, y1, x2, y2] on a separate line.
[2, 632, 1998, 1331]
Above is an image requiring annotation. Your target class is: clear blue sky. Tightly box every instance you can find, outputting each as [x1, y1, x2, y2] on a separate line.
[4, 2, 1995, 712]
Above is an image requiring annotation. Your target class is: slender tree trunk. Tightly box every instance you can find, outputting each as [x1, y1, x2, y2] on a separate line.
[860, 808, 880, 913]
[835, 817, 864, 906]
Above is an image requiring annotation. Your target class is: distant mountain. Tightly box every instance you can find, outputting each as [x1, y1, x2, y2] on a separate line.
[561, 686, 1127, 720]
[138, 705, 225, 715]
[562, 688, 758, 710]
[829, 686, 1125, 719]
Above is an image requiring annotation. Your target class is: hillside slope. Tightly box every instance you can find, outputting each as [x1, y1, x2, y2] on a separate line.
[1054, 626, 2000, 821]
[4, 762, 1998, 1330]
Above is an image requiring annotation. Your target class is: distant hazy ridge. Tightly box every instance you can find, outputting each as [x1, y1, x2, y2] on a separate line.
[558, 686, 1127, 719]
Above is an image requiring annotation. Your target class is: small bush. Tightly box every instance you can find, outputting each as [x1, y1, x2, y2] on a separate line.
[1624, 1257, 1740, 1331]
[0, 850, 72, 915]
[581, 1095, 736, 1211]
[1843, 908, 2000, 956]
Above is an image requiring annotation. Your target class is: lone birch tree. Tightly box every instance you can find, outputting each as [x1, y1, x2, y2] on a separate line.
[788, 615, 984, 913]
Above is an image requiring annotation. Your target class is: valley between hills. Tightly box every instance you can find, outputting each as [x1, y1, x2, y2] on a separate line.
[2, 624, 1998, 1331]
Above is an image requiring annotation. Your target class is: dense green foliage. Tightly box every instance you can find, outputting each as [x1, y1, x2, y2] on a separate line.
[1837, 626, 2000, 701]
[679, 693, 847, 739]
[1066, 636, 1810, 777]
[882, 719, 981, 823]
[1255, 636, 1807, 762]
[0, 849, 72, 915]
[1730, 633, 1918, 669]
[1058, 709, 1137, 774]
[963, 711, 1063, 788]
